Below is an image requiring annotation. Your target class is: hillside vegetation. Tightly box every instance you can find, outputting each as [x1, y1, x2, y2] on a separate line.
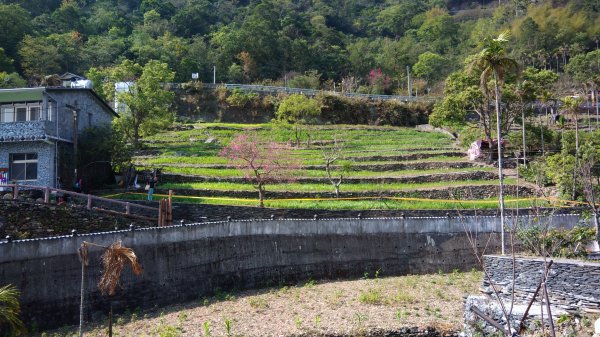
[0, 0, 597, 95]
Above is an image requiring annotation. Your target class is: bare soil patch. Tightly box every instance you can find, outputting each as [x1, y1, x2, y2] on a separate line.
[54, 271, 482, 337]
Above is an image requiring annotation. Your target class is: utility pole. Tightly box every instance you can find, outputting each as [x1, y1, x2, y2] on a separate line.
[67, 102, 80, 179]
[213, 66, 216, 84]
[407, 66, 412, 98]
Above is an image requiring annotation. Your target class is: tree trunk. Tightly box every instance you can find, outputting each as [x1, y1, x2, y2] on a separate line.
[493, 71, 506, 255]
[522, 106, 527, 167]
[79, 259, 85, 337]
[594, 211, 600, 243]
[133, 126, 140, 149]
[258, 185, 265, 208]
[574, 111, 580, 153]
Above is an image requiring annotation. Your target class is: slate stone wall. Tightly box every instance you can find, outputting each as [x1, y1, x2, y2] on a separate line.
[0, 141, 55, 187]
[482, 255, 600, 312]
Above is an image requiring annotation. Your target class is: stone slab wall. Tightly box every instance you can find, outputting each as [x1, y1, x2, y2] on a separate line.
[482, 255, 600, 312]
[0, 217, 506, 330]
[0, 213, 586, 329]
[0, 141, 56, 187]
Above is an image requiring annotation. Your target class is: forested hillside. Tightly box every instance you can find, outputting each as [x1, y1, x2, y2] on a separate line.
[0, 0, 598, 94]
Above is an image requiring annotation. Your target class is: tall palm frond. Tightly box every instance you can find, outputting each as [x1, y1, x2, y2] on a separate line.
[98, 240, 143, 296]
[0, 284, 25, 337]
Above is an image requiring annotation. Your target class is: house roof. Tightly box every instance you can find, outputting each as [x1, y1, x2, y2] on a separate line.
[0, 87, 118, 118]
[46, 87, 119, 118]
[0, 88, 45, 103]
[59, 72, 85, 81]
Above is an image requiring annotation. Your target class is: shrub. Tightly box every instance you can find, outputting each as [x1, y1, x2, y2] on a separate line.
[276, 94, 321, 124]
[516, 225, 595, 258]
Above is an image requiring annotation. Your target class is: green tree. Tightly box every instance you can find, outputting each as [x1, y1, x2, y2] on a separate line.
[171, 0, 216, 38]
[0, 72, 26, 89]
[288, 71, 321, 90]
[412, 51, 447, 87]
[566, 50, 600, 129]
[81, 34, 128, 69]
[374, 2, 426, 38]
[0, 48, 14, 73]
[276, 94, 321, 124]
[50, 1, 83, 33]
[18, 35, 61, 79]
[110, 60, 175, 148]
[469, 31, 519, 257]
[416, 9, 458, 54]
[561, 96, 583, 153]
[0, 4, 31, 57]
[0, 284, 25, 337]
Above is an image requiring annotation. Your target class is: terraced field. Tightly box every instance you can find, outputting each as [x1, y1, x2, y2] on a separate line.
[128, 123, 538, 210]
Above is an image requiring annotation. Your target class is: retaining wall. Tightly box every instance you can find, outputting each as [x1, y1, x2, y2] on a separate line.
[482, 255, 600, 312]
[0, 214, 582, 329]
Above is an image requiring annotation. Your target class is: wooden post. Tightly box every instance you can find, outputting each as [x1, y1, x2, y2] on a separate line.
[167, 190, 173, 226]
[125, 202, 131, 215]
[44, 187, 50, 204]
[86, 194, 92, 210]
[12, 185, 18, 200]
[158, 200, 163, 227]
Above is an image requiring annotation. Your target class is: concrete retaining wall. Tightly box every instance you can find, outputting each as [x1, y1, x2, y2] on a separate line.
[0, 214, 582, 329]
[482, 255, 600, 312]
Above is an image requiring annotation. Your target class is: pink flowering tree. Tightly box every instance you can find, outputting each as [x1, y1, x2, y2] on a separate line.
[220, 133, 302, 207]
[368, 68, 391, 94]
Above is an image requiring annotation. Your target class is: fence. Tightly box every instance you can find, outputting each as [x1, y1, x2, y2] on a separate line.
[0, 184, 165, 224]
[174, 82, 438, 102]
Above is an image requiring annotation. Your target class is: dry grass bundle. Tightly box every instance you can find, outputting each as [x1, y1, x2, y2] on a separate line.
[98, 240, 143, 296]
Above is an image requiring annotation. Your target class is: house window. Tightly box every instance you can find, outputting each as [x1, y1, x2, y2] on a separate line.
[16, 107, 27, 121]
[1, 107, 14, 122]
[0, 104, 42, 122]
[9, 153, 38, 181]
[30, 106, 40, 120]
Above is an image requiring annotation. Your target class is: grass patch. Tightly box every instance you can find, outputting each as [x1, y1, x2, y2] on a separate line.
[108, 191, 555, 211]
[156, 178, 517, 193]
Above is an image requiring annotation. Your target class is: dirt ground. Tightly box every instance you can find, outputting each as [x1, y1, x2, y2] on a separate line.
[45, 271, 482, 337]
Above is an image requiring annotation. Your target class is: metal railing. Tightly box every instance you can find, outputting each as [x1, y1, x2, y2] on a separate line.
[176, 82, 438, 102]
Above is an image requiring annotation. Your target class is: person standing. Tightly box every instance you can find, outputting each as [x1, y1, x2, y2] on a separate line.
[147, 176, 156, 201]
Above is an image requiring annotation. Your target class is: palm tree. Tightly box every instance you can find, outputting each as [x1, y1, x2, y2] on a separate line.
[0, 284, 25, 337]
[469, 31, 519, 255]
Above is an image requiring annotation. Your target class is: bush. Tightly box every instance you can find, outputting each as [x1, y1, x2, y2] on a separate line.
[276, 94, 321, 124]
[516, 225, 595, 258]
[519, 160, 550, 186]
[317, 94, 431, 126]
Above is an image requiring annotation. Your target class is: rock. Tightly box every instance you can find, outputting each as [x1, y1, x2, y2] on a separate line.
[2, 193, 13, 200]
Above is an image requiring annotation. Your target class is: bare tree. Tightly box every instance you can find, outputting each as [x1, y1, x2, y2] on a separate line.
[322, 137, 351, 198]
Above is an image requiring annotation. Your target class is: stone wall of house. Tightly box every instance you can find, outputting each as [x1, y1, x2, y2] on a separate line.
[47, 89, 114, 141]
[0, 120, 54, 141]
[0, 141, 55, 187]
